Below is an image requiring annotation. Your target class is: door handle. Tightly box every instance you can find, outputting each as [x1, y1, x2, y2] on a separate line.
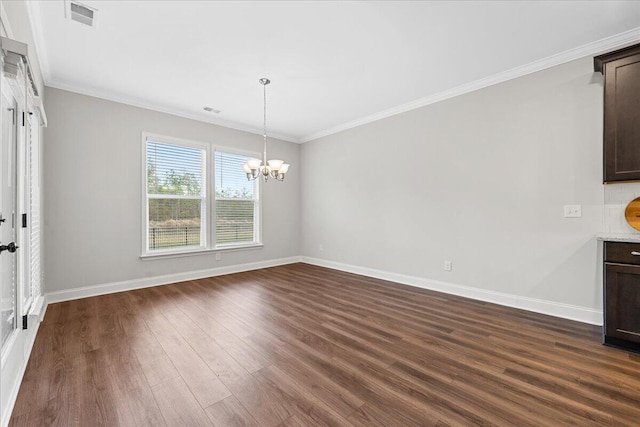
[631, 251, 640, 256]
[0, 242, 18, 254]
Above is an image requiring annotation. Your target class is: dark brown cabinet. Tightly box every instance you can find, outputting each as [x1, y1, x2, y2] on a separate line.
[604, 241, 640, 352]
[595, 44, 640, 183]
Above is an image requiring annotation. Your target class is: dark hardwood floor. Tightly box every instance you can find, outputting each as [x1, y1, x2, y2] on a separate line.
[9, 263, 640, 426]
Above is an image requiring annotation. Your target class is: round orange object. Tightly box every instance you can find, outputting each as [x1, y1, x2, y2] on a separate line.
[625, 197, 640, 231]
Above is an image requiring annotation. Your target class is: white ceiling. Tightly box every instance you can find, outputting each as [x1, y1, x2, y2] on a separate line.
[27, 1, 640, 142]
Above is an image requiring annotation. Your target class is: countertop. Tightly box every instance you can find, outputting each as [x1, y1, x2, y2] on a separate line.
[596, 232, 640, 243]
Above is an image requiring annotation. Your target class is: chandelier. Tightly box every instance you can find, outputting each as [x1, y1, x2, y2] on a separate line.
[242, 78, 290, 181]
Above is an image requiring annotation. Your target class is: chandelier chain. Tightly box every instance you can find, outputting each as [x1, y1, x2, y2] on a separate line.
[262, 79, 268, 164]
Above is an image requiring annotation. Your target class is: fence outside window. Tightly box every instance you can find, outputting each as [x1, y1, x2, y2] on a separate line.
[148, 226, 200, 249]
[148, 221, 253, 250]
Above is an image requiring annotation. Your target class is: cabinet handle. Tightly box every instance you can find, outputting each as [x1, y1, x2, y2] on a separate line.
[631, 251, 640, 256]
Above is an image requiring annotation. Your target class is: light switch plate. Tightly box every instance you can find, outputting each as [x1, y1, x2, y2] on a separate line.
[564, 205, 582, 218]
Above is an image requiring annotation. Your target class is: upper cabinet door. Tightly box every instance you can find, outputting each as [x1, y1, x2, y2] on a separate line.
[595, 44, 640, 183]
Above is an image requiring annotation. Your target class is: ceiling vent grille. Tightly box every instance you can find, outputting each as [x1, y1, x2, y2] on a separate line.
[66, 1, 97, 27]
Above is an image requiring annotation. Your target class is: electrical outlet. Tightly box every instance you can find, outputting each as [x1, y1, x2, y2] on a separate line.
[444, 260, 452, 272]
[215, 252, 221, 261]
[563, 205, 582, 218]
[319, 244, 324, 252]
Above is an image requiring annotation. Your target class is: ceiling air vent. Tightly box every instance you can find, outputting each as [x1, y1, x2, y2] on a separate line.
[65, 1, 97, 27]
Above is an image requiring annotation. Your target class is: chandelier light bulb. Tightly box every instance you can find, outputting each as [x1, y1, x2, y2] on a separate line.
[247, 158, 262, 169]
[268, 159, 284, 171]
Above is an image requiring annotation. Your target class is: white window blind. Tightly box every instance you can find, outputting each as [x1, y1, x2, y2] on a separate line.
[146, 140, 206, 251]
[215, 151, 258, 246]
[28, 113, 41, 302]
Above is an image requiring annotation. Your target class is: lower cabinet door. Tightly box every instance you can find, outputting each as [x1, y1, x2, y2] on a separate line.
[605, 263, 640, 345]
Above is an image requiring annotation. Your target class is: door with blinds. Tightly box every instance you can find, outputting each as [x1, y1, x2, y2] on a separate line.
[0, 76, 18, 352]
[0, 34, 47, 425]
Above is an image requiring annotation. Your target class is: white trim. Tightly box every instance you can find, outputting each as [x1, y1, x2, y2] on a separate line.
[1, 297, 47, 427]
[140, 243, 264, 260]
[148, 194, 203, 200]
[0, 254, 604, 425]
[31, 96, 46, 127]
[28, 296, 45, 321]
[142, 131, 212, 150]
[299, 27, 640, 143]
[141, 132, 148, 256]
[300, 257, 603, 326]
[142, 132, 210, 257]
[141, 132, 263, 257]
[46, 79, 299, 143]
[213, 147, 262, 248]
[45, 256, 302, 304]
[0, 331, 18, 371]
[34, 27, 640, 144]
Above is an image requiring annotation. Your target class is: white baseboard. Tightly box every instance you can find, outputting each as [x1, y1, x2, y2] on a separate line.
[301, 257, 603, 326]
[41, 253, 603, 323]
[6, 254, 601, 426]
[46, 256, 302, 304]
[1, 298, 47, 427]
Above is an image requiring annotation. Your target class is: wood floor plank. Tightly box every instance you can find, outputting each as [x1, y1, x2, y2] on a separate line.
[151, 377, 213, 427]
[10, 263, 640, 426]
[96, 383, 167, 427]
[225, 372, 294, 427]
[127, 328, 181, 387]
[257, 364, 353, 426]
[142, 298, 232, 408]
[247, 331, 365, 419]
[204, 395, 260, 427]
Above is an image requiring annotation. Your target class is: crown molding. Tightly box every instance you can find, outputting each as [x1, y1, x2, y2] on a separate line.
[25, 1, 299, 143]
[300, 27, 640, 143]
[24, 0, 640, 146]
[46, 79, 300, 143]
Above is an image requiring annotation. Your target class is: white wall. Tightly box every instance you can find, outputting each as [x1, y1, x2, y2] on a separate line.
[301, 57, 605, 320]
[43, 87, 300, 295]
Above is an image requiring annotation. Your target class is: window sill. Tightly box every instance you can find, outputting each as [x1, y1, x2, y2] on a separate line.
[140, 243, 263, 260]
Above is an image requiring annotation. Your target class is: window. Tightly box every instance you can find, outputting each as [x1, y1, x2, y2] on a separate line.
[146, 139, 206, 252]
[215, 151, 258, 246]
[142, 133, 260, 256]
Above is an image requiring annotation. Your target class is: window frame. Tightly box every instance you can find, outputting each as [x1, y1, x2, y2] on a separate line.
[214, 148, 261, 249]
[141, 132, 262, 258]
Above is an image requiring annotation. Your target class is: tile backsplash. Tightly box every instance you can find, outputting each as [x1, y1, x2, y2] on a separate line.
[604, 182, 640, 234]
